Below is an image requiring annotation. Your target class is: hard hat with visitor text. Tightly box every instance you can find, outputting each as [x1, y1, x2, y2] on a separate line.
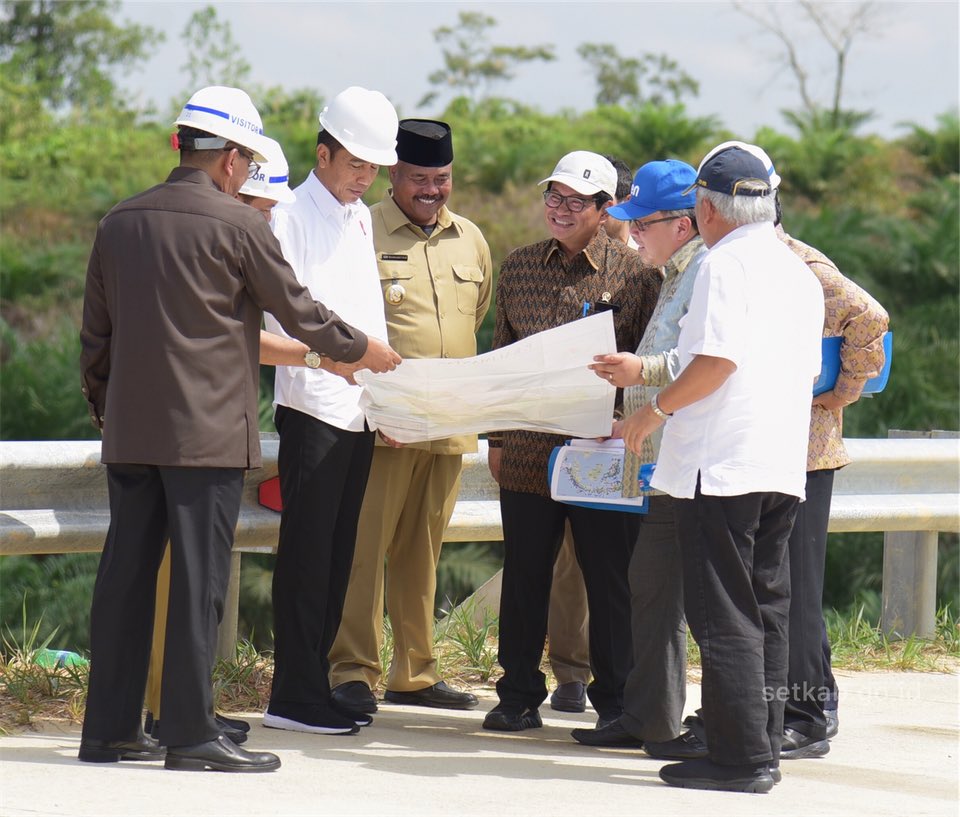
[318, 86, 398, 166]
[238, 137, 296, 204]
[173, 86, 272, 162]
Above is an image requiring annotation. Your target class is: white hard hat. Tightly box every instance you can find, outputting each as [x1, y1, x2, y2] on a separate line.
[238, 137, 296, 204]
[698, 141, 782, 190]
[318, 86, 398, 166]
[173, 85, 272, 162]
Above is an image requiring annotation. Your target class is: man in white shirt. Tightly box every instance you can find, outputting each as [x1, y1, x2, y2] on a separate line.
[261, 87, 401, 736]
[616, 147, 823, 793]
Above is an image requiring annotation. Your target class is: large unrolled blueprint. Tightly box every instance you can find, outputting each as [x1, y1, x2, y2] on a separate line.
[356, 311, 617, 443]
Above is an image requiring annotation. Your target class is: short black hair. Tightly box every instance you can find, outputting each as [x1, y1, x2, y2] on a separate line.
[316, 129, 344, 158]
[603, 154, 633, 202]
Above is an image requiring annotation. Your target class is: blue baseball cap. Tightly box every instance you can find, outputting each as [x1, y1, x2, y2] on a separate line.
[607, 160, 698, 221]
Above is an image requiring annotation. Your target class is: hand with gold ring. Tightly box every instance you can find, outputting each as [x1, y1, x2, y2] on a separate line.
[590, 352, 644, 389]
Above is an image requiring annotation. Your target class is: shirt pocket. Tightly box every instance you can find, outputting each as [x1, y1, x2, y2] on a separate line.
[452, 264, 483, 316]
[377, 262, 415, 310]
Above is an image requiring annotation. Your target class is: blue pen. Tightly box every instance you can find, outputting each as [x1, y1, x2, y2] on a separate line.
[582, 301, 589, 317]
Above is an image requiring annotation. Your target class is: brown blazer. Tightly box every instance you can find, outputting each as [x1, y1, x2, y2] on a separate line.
[80, 167, 368, 469]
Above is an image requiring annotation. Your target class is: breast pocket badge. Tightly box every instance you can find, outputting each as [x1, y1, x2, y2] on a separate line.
[386, 280, 406, 305]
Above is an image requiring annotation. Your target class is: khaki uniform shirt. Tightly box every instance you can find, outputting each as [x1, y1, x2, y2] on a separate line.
[370, 192, 493, 454]
[80, 167, 367, 469]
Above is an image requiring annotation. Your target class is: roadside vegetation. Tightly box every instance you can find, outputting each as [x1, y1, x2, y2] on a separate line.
[1, 1, 958, 723]
[2, 600, 957, 734]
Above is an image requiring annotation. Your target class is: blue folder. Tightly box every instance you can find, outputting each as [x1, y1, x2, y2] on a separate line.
[812, 332, 892, 397]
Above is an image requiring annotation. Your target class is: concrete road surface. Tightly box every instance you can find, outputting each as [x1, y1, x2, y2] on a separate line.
[1, 670, 956, 817]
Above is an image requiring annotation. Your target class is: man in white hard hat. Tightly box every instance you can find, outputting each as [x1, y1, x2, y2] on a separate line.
[140, 137, 303, 746]
[260, 86, 402, 736]
[482, 151, 662, 733]
[238, 136, 296, 220]
[78, 86, 400, 773]
[328, 119, 490, 716]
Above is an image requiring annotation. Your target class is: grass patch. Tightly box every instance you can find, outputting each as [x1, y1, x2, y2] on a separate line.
[2, 603, 956, 733]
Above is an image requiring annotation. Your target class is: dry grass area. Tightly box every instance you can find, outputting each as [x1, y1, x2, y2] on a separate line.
[2, 606, 956, 736]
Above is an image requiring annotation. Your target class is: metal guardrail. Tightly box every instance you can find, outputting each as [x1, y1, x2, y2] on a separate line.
[1, 433, 957, 647]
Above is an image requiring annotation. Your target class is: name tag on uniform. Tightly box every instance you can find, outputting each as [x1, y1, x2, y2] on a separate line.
[380, 254, 408, 261]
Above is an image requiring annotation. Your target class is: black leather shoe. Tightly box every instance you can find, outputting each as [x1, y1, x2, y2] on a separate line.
[384, 681, 478, 710]
[331, 681, 379, 714]
[79, 732, 165, 763]
[571, 718, 643, 748]
[217, 713, 250, 733]
[482, 706, 542, 732]
[645, 726, 709, 760]
[781, 726, 830, 759]
[165, 734, 280, 772]
[149, 717, 247, 745]
[770, 765, 782, 784]
[550, 681, 587, 713]
[660, 758, 774, 794]
[331, 699, 373, 727]
[825, 709, 839, 739]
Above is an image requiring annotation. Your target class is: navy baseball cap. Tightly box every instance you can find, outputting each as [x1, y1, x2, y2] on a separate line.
[607, 159, 697, 221]
[682, 147, 773, 197]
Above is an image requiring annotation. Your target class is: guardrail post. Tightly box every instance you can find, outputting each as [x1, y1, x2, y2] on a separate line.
[216, 551, 242, 660]
[881, 529, 938, 639]
[880, 429, 956, 639]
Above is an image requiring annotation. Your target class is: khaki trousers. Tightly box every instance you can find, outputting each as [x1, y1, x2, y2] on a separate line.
[145, 545, 171, 716]
[547, 524, 592, 685]
[329, 446, 462, 692]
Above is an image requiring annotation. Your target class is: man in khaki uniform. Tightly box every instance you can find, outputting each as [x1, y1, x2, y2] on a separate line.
[330, 120, 492, 713]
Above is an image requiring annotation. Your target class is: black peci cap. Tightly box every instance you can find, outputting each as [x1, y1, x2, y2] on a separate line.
[396, 119, 453, 167]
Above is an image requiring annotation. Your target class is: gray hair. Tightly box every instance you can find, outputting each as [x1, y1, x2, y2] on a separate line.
[698, 187, 776, 227]
[662, 208, 697, 233]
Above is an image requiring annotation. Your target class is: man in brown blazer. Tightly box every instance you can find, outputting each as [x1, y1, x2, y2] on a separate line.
[78, 86, 399, 773]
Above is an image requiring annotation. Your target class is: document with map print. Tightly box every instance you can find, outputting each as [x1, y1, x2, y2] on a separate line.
[356, 312, 617, 443]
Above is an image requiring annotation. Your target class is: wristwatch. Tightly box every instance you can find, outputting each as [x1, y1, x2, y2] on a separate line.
[650, 394, 672, 420]
[304, 351, 323, 369]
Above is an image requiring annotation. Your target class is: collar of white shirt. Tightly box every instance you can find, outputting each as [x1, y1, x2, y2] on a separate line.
[303, 169, 364, 227]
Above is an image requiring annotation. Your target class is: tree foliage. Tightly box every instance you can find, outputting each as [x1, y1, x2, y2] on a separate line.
[734, 0, 885, 131]
[577, 43, 698, 107]
[420, 11, 554, 107]
[0, 0, 161, 113]
[179, 4, 251, 93]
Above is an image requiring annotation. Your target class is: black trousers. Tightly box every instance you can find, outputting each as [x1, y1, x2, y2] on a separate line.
[620, 495, 688, 743]
[82, 463, 243, 747]
[677, 481, 798, 766]
[495, 489, 638, 721]
[784, 468, 836, 738]
[269, 406, 375, 708]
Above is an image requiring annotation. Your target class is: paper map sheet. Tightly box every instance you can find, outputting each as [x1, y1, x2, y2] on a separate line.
[356, 312, 617, 443]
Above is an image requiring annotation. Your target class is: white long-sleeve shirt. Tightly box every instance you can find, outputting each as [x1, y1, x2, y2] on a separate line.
[264, 171, 389, 431]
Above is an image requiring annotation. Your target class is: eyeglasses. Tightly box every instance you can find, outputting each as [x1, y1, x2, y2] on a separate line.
[542, 189, 597, 213]
[226, 145, 261, 179]
[630, 215, 681, 233]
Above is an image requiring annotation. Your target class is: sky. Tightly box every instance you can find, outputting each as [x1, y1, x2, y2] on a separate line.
[116, 0, 959, 139]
